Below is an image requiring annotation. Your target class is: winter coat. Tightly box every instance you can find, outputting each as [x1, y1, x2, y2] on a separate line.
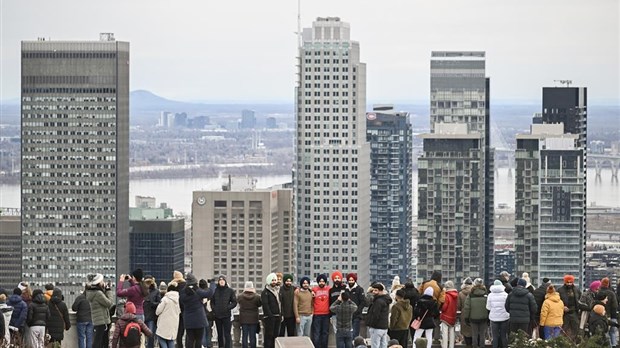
[110, 313, 152, 348]
[330, 300, 358, 331]
[86, 286, 114, 326]
[72, 292, 92, 323]
[47, 289, 71, 341]
[413, 295, 438, 330]
[117, 280, 146, 315]
[312, 285, 331, 315]
[179, 283, 216, 329]
[237, 291, 262, 325]
[403, 284, 420, 309]
[557, 285, 582, 315]
[532, 283, 548, 318]
[418, 280, 445, 305]
[0, 311, 4, 343]
[463, 286, 488, 323]
[440, 289, 458, 325]
[458, 285, 473, 337]
[0, 302, 13, 343]
[589, 312, 610, 336]
[497, 277, 512, 294]
[329, 283, 347, 306]
[212, 283, 237, 319]
[156, 291, 181, 340]
[389, 298, 412, 330]
[598, 286, 617, 319]
[7, 294, 27, 328]
[261, 286, 281, 318]
[280, 284, 296, 318]
[486, 284, 509, 322]
[348, 283, 367, 319]
[366, 293, 391, 330]
[27, 293, 49, 327]
[540, 292, 564, 327]
[144, 287, 161, 322]
[505, 287, 537, 324]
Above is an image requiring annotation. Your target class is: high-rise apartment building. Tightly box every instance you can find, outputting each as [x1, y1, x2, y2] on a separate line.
[192, 182, 294, 292]
[240, 109, 257, 129]
[0, 208, 22, 289]
[366, 105, 413, 284]
[418, 51, 494, 284]
[294, 17, 370, 285]
[515, 124, 584, 286]
[21, 34, 129, 302]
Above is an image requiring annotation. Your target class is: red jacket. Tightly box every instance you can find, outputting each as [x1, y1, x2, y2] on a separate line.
[440, 289, 458, 325]
[312, 286, 331, 315]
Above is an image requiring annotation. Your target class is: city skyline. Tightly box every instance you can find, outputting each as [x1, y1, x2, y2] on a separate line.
[1, 1, 619, 103]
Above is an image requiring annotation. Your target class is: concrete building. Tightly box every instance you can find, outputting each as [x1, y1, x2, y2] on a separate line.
[266, 117, 277, 129]
[192, 181, 294, 292]
[294, 17, 371, 285]
[366, 105, 413, 284]
[0, 208, 22, 290]
[515, 124, 584, 286]
[418, 51, 494, 283]
[20, 34, 130, 302]
[240, 109, 257, 129]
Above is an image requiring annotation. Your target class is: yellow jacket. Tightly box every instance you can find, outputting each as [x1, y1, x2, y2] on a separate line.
[540, 292, 564, 327]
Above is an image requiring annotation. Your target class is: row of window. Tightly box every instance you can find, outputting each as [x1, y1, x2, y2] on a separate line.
[300, 107, 355, 114]
[304, 50, 350, 56]
[24, 130, 117, 136]
[23, 52, 118, 59]
[21, 163, 116, 170]
[23, 104, 116, 111]
[23, 113, 117, 119]
[302, 82, 355, 89]
[22, 87, 117, 94]
[23, 121, 116, 127]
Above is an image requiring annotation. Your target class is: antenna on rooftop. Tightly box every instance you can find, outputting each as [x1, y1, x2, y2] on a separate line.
[296, 0, 302, 48]
[554, 80, 573, 87]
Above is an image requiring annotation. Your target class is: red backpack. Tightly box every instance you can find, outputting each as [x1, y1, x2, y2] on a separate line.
[121, 320, 142, 346]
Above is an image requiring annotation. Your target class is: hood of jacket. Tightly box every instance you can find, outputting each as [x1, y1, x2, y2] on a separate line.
[512, 287, 530, 297]
[461, 284, 472, 293]
[51, 288, 63, 304]
[32, 293, 46, 304]
[445, 289, 458, 300]
[120, 312, 136, 321]
[374, 293, 392, 304]
[241, 291, 257, 300]
[545, 292, 561, 302]
[471, 286, 487, 297]
[490, 284, 505, 294]
[395, 298, 412, 311]
[8, 294, 23, 305]
[164, 290, 179, 304]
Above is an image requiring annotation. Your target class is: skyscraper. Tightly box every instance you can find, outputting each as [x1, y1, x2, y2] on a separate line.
[240, 109, 257, 129]
[515, 124, 584, 286]
[294, 17, 370, 285]
[366, 105, 413, 284]
[417, 51, 494, 284]
[21, 34, 129, 302]
[0, 208, 22, 289]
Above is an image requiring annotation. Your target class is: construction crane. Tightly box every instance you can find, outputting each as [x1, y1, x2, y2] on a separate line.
[554, 79, 573, 87]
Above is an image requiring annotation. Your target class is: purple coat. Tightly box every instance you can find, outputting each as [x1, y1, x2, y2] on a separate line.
[117, 281, 145, 315]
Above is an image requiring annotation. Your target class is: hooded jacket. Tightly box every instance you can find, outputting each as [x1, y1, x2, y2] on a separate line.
[212, 279, 237, 319]
[403, 283, 420, 309]
[463, 285, 488, 323]
[111, 313, 152, 348]
[532, 283, 549, 318]
[156, 291, 181, 340]
[539, 292, 564, 327]
[144, 286, 162, 322]
[366, 292, 392, 330]
[458, 284, 473, 337]
[72, 292, 92, 323]
[418, 279, 445, 305]
[505, 286, 537, 324]
[440, 289, 458, 325]
[389, 298, 413, 330]
[48, 288, 71, 341]
[27, 293, 49, 327]
[86, 286, 114, 326]
[237, 291, 262, 324]
[179, 282, 216, 329]
[486, 284, 509, 322]
[413, 294, 438, 330]
[8, 294, 27, 328]
[347, 282, 367, 320]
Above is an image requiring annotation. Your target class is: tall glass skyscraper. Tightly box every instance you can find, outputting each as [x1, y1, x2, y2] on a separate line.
[21, 34, 129, 303]
[294, 17, 371, 285]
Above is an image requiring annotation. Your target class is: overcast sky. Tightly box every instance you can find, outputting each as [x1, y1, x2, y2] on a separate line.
[1, 0, 618, 103]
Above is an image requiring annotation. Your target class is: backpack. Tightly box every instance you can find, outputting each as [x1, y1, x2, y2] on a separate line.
[121, 320, 142, 346]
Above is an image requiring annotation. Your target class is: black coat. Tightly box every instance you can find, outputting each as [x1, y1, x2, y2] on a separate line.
[505, 287, 537, 324]
[261, 286, 281, 318]
[143, 287, 161, 322]
[72, 292, 92, 323]
[237, 292, 262, 325]
[280, 285, 296, 318]
[212, 284, 237, 319]
[413, 295, 438, 330]
[366, 293, 391, 330]
[347, 284, 367, 319]
[532, 284, 548, 318]
[48, 289, 71, 341]
[403, 284, 420, 309]
[179, 283, 215, 329]
[557, 285, 582, 314]
[27, 294, 50, 327]
[599, 286, 618, 319]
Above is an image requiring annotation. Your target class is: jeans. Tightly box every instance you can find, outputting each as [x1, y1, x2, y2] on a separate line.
[331, 315, 338, 334]
[471, 321, 488, 348]
[215, 317, 233, 348]
[543, 326, 561, 339]
[312, 315, 330, 348]
[202, 319, 213, 347]
[368, 328, 388, 348]
[92, 324, 109, 348]
[610, 319, 619, 347]
[490, 320, 509, 348]
[413, 328, 433, 348]
[157, 335, 175, 348]
[76, 321, 93, 348]
[336, 330, 353, 348]
[298, 315, 313, 337]
[440, 321, 455, 348]
[241, 324, 258, 348]
[145, 320, 156, 348]
[352, 317, 361, 338]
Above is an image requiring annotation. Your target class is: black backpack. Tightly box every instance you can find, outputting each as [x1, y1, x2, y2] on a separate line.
[121, 320, 142, 346]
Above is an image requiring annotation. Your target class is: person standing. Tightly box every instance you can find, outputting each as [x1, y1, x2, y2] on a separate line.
[179, 274, 216, 348]
[110, 301, 153, 348]
[294, 277, 314, 337]
[329, 271, 346, 334]
[86, 273, 114, 348]
[557, 274, 581, 340]
[412, 287, 438, 348]
[47, 288, 71, 347]
[330, 290, 358, 348]
[532, 277, 550, 339]
[366, 283, 392, 348]
[279, 274, 297, 337]
[238, 281, 261, 348]
[312, 274, 331, 348]
[155, 282, 181, 348]
[487, 280, 509, 348]
[505, 278, 537, 338]
[211, 275, 237, 348]
[457, 278, 473, 348]
[389, 289, 412, 348]
[117, 269, 149, 321]
[346, 273, 367, 338]
[172, 271, 187, 348]
[439, 281, 458, 348]
[143, 276, 161, 348]
[0, 293, 13, 345]
[7, 288, 27, 339]
[26, 289, 49, 348]
[261, 273, 282, 348]
[497, 272, 512, 294]
[539, 285, 564, 339]
[72, 286, 93, 348]
[462, 279, 488, 348]
[579, 280, 601, 335]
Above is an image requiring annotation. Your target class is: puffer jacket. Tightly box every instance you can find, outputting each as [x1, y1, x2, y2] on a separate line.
[144, 287, 161, 322]
[238, 291, 262, 325]
[211, 282, 237, 319]
[110, 313, 152, 348]
[440, 289, 458, 325]
[458, 285, 473, 337]
[72, 292, 92, 323]
[505, 287, 537, 324]
[413, 294, 438, 330]
[7, 294, 27, 328]
[540, 292, 564, 327]
[27, 293, 49, 327]
[598, 286, 617, 319]
[486, 284, 509, 322]
[156, 291, 181, 340]
[0, 302, 13, 343]
[86, 286, 114, 326]
[463, 286, 488, 323]
[532, 283, 548, 318]
[47, 289, 71, 341]
[366, 293, 392, 330]
[389, 298, 412, 330]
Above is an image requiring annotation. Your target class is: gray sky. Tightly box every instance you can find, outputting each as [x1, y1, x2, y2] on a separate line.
[1, 0, 618, 103]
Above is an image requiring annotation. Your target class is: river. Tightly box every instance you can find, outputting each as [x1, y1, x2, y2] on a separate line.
[1, 168, 618, 216]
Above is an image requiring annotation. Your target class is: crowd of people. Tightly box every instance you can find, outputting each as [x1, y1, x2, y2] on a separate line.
[2, 269, 620, 348]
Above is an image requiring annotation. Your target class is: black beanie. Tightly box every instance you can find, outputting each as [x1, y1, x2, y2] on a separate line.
[132, 268, 144, 282]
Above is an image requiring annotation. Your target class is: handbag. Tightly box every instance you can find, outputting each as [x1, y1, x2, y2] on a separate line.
[410, 309, 429, 330]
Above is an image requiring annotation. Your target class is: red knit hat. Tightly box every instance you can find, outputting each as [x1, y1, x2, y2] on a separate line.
[125, 301, 136, 314]
[332, 271, 343, 281]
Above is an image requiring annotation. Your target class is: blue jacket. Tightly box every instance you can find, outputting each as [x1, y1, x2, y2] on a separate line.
[179, 283, 215, 329]
[8, 294, 27, 328]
